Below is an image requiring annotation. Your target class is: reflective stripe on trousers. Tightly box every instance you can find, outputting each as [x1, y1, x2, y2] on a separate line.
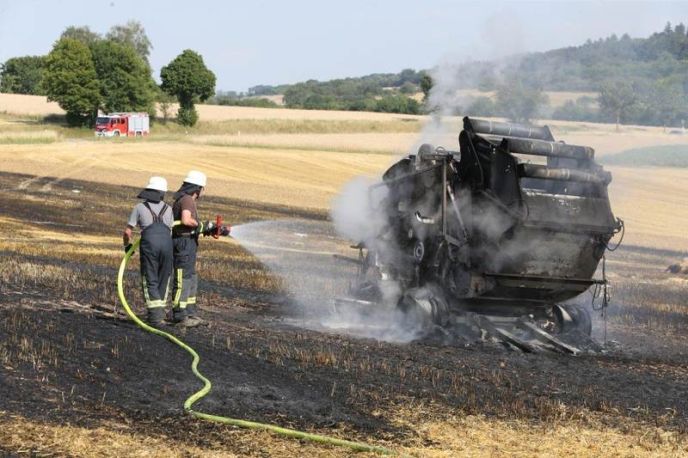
[140, 221, 173, 310]
[142, 275, 169, 308]
[172, 237, 198, 310]
[173, 269, 197, 309]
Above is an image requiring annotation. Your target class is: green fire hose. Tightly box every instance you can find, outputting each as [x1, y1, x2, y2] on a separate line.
[117, 239, 392, 455]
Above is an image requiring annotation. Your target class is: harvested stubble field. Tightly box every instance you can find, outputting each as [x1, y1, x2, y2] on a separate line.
[1, 97, 688, 456]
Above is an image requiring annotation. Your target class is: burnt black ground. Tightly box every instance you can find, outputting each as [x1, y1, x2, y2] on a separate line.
[2, 286, 687, 444]
[1, 171, 688, 454]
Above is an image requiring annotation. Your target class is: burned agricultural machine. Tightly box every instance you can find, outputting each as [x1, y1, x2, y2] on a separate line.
[339, 117, 623, 353]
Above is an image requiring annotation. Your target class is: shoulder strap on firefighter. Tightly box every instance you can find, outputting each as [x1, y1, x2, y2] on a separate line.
[156, 203, 169, 220]
[143, 201, 162, 223]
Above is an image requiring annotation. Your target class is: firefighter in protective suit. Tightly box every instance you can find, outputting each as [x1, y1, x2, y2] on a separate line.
[171, 170, 229, 327]
[123, 176, 174, 325]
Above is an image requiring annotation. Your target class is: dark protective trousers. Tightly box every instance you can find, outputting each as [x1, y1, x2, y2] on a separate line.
[172, 236, 199, 319]
[140, 223, 174, 310]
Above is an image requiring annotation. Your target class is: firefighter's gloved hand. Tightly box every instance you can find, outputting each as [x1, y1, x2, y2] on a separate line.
[123, 243, 133, 253]
[219, 225, 231, 237]
[199, 220, 217, 236]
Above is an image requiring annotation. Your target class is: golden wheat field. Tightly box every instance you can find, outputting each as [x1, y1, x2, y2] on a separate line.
[0, 90, 594, 117]
[2, 140, 688, 251]
[0, 93, 424, 122]
[1, 92, 687, 251]
[2, 411, 683, 458]
[1, 94, 688, 457]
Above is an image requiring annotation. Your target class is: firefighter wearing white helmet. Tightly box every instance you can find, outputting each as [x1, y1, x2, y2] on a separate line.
[184, 170, 207, 187]
[123, 176, 174, 325]
[170, 170, 226, 326]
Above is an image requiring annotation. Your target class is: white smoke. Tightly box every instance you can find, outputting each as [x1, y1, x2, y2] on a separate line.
[314, 22, 531, 342]
[231, 218, 427, 343]
[329, 177, 414, 332]
[228, 173, 439, 343]
[411, 11, 532, 155]
[232, 14, 612, 346]
[330, 177, 388, 244]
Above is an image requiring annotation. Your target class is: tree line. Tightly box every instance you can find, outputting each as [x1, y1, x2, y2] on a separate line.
[234, 69, 432, 114]
[232, 22, 688, 126]
[0, 21, 215, 126]
[463, 72, 687, 130]
[445, 22, 688, 128]
[3, 21, 687, 127]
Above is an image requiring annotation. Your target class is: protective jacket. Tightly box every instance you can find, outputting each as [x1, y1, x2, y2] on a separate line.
[171, 194, 199, 320]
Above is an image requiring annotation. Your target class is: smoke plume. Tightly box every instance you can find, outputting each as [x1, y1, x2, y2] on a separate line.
[231, 218, 427, 343]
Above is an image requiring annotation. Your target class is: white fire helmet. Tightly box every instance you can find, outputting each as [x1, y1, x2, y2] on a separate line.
[184, 170, 207, 187]
[145, 176, 168, 192]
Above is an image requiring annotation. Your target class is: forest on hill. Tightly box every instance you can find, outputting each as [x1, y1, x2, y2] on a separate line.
[3, 22, 688, 126]
[234, 22, 688, 126]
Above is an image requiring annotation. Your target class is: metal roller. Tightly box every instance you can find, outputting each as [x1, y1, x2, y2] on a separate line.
[519, 164, 611, 184]
[464, 117, 555, 141]
[503, 137, 595, 160]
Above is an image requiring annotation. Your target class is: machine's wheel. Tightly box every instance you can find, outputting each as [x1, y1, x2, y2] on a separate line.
[114, 130, 120, 137]
[553, 303, 592, 336]
[350, 257, 382, 302]
[399, 285, 450, 330]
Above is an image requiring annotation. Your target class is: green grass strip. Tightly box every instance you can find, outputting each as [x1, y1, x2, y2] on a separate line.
[602, 144, 688, 167]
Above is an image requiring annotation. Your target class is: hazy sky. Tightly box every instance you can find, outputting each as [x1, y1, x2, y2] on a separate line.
[0, 1, 686, 91]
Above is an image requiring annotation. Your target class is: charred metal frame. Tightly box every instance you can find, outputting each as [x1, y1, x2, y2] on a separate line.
[335, 117, 622, 351]
[354, 117, 618, 316]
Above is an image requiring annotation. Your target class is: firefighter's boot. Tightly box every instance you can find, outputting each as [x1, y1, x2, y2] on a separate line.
[147, 307, 166, 326]
[172, 307, 187, 324]
[186, 304, 206, 326]
[176, 316, 201, 328]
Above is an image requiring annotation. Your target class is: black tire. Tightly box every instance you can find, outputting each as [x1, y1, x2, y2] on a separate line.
[554, 303, 592, 336]
[114, 131, 120, 137]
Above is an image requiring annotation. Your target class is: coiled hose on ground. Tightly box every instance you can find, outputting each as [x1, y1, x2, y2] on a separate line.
[117, 239, 392, 455]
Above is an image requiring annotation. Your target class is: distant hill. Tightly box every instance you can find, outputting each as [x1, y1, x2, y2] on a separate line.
[233, 69, 429, 115]
[4, 22, 687, 122]
[495, 23, 688, 91]
[247, 23, 688, 96]
[234, 23, 688, 123]
[247, 69, 425, 98]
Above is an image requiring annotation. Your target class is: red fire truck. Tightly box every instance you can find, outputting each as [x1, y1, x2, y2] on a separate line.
[95, 113, 150, 137]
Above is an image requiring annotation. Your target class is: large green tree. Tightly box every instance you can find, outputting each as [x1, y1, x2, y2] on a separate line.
[60, 26, 101, 46]
[106, 20, 153, 63]
[156, 89, 177, 124]
[91, 40, 156, 114]
[496, 78, 548, 122]
[375, 94, 420, 114]
[160, 50, 216, 126]
[43, 39, 101, 126]
[597, 80, 638, 131]
[0, 55, 45, 94]
[419, 72, 433, 102]
[644, 79, 685, 128]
